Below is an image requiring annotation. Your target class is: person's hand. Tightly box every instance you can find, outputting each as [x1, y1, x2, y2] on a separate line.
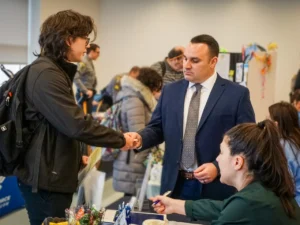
[82, 155, 89, 166]
[150, 196, 175, 214]
[86, 90, 93, 98]
[194, 163, 218, 184]
[127, 132, 142, 148]
[120, 133, 139, 150]
[92, 100, 98, 106]
[121, 132, 142, 151]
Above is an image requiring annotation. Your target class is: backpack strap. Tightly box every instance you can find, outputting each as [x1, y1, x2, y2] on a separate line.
[32, 120, 47, 193]
[15, 99, 23, 149]
[159, 61, 166, 77]
[14, 65, 32, 149]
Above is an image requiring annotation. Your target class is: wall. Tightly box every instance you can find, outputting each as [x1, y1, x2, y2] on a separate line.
[1, 0, 300, 102]
[97, 0, 300, 102]
[0, 0, 28, 63]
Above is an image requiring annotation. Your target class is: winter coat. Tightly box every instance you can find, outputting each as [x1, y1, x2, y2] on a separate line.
[112, 75, 157, 194]
[15, 56, 125, 193]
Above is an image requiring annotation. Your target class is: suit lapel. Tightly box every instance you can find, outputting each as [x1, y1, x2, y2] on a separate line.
[197, 75, 226, 132]
[177, 80, 189, 137]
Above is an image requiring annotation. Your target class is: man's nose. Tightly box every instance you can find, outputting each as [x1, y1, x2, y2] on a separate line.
[184, 60, 192, 69]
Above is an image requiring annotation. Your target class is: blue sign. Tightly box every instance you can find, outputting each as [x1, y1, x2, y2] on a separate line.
[0, 176, 25, 217]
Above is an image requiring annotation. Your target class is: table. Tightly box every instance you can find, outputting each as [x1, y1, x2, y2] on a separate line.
[106, 196, 210, 225]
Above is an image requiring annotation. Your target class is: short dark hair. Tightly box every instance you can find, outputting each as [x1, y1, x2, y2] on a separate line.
[136, 67, 162, 92]
[190, 34, 219, 58]
[168, 48, 183, 59]
[38, 10, 97, 60]
[87, 43, 100, 54]
[292, 89, 300, 102]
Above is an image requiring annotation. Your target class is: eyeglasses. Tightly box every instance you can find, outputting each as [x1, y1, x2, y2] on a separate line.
[85, 37, 90, 46]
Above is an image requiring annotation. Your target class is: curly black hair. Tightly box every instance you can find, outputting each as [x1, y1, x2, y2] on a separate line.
[38, 10, 97, 61]
[136, 67, 162, 92]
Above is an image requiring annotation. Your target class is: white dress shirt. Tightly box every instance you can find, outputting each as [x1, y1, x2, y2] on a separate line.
[181, 71, 217, 170]
[183, 71, 217, 137]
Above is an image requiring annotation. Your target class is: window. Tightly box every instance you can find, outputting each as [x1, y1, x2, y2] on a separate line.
[0, 64, 26, 85]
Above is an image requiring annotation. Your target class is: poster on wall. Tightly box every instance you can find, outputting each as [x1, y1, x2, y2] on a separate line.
[216, 53, 230, 80]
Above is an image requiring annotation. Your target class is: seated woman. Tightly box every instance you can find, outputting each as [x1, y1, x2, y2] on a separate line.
[269, 102, 300, 206]
[151, 120, 300, 225]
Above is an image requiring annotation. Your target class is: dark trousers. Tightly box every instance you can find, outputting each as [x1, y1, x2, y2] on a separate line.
[171, 174, 202, 200]
[18, 182, 73, 225]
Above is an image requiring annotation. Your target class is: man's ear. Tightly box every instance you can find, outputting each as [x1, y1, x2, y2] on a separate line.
[65, 37, 73, 47]
[210, 56, 218, 68]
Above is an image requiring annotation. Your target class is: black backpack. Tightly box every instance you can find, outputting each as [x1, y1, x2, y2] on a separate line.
[0, 65, 31, 176]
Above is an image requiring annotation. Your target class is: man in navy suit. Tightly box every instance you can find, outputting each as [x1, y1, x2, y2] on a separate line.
[126, 34, 255, 200]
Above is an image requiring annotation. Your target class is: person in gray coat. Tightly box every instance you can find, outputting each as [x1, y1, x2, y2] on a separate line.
[151, 46, 184, 85]
[113, 67, 163, 196]
[74, 43, 100, 113]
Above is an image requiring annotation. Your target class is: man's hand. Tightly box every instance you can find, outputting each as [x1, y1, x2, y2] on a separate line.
[120, 132, 142, 150]
[121, 132, 142, 151]
[86, 90, 93, 98]
[194, 163, 218, 184]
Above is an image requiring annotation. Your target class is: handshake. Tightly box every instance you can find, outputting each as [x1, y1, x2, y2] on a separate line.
[120, 132, 142, 151]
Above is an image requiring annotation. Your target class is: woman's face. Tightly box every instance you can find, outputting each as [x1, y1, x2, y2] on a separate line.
[66, 36, 89, 62]
[217, 136, 244, 187]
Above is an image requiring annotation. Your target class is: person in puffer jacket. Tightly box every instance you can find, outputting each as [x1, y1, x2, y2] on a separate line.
[113, 67, 162, 196]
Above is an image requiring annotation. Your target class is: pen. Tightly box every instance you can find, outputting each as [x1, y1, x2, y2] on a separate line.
[153, 190, 172, 205]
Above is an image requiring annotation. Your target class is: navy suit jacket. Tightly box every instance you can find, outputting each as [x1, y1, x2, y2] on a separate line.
[139, 75, 255, 200]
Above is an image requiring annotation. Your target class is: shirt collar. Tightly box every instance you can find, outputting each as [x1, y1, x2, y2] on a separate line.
[188, 71, 217, 90]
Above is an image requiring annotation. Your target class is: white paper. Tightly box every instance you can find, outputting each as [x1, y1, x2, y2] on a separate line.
[78, 147, 102, 185]
[114, 208, 127, 225]
[137, 154, 153, 211]
[216, 53, 230, 80]
[235, 63, 244, 83]
[83, 168, 106, 210]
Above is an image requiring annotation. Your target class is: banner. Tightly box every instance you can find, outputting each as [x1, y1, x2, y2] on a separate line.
[0, 176, 25, 217]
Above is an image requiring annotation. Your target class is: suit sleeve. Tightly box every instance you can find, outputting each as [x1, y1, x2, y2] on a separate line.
[236, 88, 255, 124]
[213, 87, 255, 173]
[138, 86, 165, 150]
[32, 68, 125, 148]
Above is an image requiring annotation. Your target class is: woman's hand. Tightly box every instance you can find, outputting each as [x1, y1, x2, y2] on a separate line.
[150, 196, 175, 214]
[150, 196, 187, 215]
